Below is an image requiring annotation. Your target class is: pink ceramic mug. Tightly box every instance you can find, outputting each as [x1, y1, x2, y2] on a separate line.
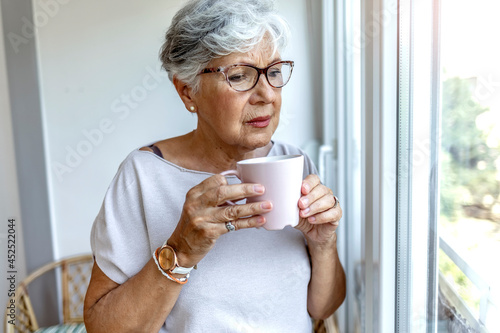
[221, 154, 304, 230]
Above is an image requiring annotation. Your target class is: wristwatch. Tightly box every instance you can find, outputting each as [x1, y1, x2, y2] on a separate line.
[157, 242, 195, 275]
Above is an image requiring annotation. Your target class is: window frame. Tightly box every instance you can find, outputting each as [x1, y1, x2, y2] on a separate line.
[328, 0, 399, 330]
[332, 0, 498, 331]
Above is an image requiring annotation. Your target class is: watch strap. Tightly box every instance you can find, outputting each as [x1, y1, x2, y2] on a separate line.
[171, 265, 193, 275]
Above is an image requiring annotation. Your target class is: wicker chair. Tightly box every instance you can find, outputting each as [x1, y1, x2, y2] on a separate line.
[4, 254, 93, 333]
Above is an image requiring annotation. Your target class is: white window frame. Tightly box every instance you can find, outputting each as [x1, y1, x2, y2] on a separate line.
[360, 0, 398, 331]
[322, 0, 398, 331]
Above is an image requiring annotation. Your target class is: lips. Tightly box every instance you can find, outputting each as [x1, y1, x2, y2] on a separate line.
[246, 116, 271, 128]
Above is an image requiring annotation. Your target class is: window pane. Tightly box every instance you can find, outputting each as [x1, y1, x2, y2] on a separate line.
[439, 0, 500, 330]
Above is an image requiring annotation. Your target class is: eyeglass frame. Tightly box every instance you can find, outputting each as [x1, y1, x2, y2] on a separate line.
[198, 60, 295, 92]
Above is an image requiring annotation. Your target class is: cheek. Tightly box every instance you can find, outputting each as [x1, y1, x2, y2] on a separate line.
[199, 86, 234, 115]
[219, 97, 241, 116]
[207, 97, 246, 130]
[276, 92, 282, 106]
[274, 95, 282, 117]
[219, 95, 248, 118]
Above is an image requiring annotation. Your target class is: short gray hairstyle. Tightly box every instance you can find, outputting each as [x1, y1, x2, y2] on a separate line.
[160, 0, 290, 91]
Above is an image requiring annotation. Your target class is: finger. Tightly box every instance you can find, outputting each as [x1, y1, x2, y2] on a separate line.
[224, 215, 267, 233]
[201, 182, 266, 207]
[300, 193, 341, 220]
[186, 174, 230, 200]
[305, 205, 343, 225]
[224, 183, 267, 203]
[212, 200, 273, 223]
[298, 183, 332, 210]
[301, 174, 321, 195]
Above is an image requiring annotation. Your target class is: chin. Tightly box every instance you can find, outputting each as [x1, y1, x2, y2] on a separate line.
[236, 123, 277, 151]
[246, 133, 274, 150]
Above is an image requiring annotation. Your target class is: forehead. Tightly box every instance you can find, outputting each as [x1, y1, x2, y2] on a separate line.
[209, 39, 281, 68]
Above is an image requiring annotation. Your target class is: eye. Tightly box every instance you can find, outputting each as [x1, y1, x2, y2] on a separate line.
[268, 68, 282, 78]
[227, 66, 255, 83]
[228, 73, 248, 83]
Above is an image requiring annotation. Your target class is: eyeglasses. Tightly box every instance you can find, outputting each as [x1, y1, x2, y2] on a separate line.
[198, 60, 294, 92]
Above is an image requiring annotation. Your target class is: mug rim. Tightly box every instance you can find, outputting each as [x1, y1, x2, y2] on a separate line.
[237, 154, 303, 165]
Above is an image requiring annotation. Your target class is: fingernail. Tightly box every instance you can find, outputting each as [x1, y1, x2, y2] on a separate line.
[257, 216, 266, 224]
[303, 183, 311, 193]
[300, 197, 309, 207]
[254, 185, 265, 194]
[302, 207, 310, 216]
[261, 201, 272, 210]
[308, 216, 316, 223]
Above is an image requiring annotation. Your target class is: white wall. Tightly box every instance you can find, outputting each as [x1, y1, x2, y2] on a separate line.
[0, 0, 27, 316]
[31, 0, 321, 258]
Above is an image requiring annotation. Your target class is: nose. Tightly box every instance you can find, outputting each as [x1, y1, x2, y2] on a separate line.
[250, 73, 277, 104]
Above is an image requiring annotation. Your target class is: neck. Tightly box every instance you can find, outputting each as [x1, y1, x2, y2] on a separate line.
[184, 130, 273, 173]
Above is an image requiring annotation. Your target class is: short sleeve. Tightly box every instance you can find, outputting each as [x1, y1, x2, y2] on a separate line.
[90, 155, 152, 284]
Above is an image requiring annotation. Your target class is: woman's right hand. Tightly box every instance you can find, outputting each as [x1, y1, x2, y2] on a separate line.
[166, 174, 272, 268]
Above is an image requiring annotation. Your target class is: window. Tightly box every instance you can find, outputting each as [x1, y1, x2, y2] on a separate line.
[396, 0, 500, 331]
[332, 0, 500, 331]
[397, 0, 500, 331]
[437, 0, 500, 330]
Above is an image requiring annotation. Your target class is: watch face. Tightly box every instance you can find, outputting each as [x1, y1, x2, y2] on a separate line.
[158, 246, 175, 271]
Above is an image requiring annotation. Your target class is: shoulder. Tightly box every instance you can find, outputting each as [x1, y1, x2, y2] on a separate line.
[118, 148, 156, 172]
[270, 140, 318, 176]
[107, 148, 161, 188]
[270, 140, 307, 156]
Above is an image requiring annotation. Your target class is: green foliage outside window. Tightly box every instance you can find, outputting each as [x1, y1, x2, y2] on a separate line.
[439, 76, 500, 319]
[440, 76, 500, 221]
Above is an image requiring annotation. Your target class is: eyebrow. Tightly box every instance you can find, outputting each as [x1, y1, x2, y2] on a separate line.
[232, 57, 283, 67]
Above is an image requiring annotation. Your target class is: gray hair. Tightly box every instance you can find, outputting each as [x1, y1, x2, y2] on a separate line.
[160, 0, 290, 91]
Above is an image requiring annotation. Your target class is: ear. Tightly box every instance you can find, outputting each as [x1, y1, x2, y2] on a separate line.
[173, 76, 197, 113]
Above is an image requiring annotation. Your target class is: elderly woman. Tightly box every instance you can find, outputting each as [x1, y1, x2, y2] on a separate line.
[84, 0, 345, 332]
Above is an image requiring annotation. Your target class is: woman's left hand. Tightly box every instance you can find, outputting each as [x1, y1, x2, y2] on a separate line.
[295, 174, 342, 246]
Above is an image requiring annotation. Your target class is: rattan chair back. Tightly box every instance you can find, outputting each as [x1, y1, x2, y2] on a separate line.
[4, 254, 93, 333]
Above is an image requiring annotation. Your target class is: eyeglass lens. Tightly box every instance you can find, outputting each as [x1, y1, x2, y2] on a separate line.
[227, 62, 292, 91]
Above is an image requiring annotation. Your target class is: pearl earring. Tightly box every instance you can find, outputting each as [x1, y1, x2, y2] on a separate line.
[190, 106, 195, 112]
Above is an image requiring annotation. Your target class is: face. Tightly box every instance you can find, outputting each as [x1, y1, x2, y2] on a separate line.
[190, 41, 283, 154]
